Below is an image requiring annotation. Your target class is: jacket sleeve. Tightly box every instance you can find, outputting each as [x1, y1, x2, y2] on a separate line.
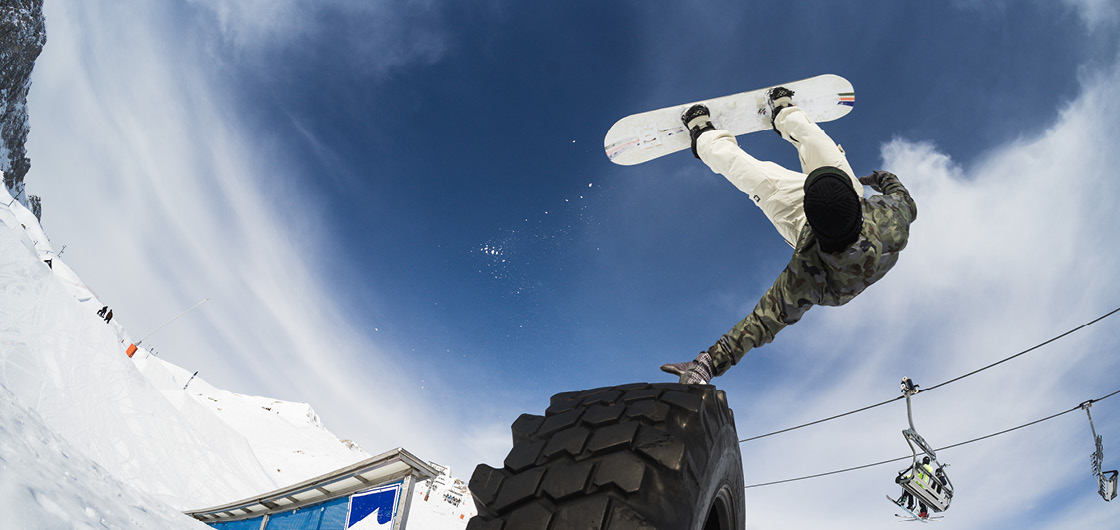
[877, 171, 917, 222]
[708, 262, 819, 375]
[866, 171, 917, 253]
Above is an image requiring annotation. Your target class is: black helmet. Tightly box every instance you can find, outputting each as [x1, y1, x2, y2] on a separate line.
[803, 166, 862, 252]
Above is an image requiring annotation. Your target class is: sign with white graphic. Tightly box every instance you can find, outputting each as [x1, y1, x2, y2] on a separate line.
[346, 482, 403, 529]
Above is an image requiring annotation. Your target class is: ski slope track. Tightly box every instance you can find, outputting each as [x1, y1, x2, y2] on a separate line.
[0, 383, 209, 529]
[0, 187, 474, 527]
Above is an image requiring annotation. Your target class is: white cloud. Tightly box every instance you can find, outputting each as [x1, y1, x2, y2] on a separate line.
[728, 50, 1120, 529]
[1062, 0, 1120, 32]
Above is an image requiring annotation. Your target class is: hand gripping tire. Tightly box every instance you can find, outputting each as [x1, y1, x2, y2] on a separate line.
[467, 383, 744, 529]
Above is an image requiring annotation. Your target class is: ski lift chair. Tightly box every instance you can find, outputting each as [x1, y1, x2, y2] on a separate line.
[896, 377, 954, 513]
[1101, 470, 1118, 502]
[896, 458, 953, 513]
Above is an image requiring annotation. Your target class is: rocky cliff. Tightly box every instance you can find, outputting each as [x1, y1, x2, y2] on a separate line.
[0, 0, 45, 218]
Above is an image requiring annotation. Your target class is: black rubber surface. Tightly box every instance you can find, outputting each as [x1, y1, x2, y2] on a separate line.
[467, 383, 744, 530]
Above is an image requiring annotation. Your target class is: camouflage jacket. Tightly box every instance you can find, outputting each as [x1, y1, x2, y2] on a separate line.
[708, 171, 917, 376]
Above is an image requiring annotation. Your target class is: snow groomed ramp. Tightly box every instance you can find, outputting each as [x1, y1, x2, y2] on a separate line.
[185, 448, 438, 530]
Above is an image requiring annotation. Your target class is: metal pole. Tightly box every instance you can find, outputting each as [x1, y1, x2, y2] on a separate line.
[396, 476, 415, 530]
[905, 391, 918, 433]
[1083, 401, 1099, 442]
[1083, 402, 1104, 478]
[901, 378, 937, 461]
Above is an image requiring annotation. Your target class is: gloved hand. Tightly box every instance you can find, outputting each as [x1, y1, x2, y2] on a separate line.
[659, 351, 716, 385]
[859, 171, 890, 193]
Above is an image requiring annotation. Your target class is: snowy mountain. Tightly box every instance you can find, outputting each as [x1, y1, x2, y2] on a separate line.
[0, 185, 476, 527]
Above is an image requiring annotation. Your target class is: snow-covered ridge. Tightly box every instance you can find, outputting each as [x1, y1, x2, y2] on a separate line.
[0, 184, 369, 511]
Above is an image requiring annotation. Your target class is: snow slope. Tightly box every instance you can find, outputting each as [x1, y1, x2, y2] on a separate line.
[0, 184, 477, 529]
[0, 384, 208, 529]
[132, 354, 370, 490]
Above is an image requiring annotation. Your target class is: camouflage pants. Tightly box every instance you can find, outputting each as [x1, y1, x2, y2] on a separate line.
[695, 106, 862, 246]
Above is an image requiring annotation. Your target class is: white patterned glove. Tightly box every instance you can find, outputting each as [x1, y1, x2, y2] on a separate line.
[659, 351, 716, 385]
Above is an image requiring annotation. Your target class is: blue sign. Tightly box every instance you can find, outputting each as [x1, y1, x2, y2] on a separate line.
[346, 482, 402, 529]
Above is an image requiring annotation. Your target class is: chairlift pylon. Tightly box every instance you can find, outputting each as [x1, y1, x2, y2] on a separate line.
[890, 377, 954, 519]
[1081, 401, 1118, 502]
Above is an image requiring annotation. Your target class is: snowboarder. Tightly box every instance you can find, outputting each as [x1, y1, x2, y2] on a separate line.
[104, 309, 113, 324]
[661, 86, 917, 385]
[97, 306, 108, 318]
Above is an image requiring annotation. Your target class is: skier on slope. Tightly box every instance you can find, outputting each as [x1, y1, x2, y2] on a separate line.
[661, 87, 917, 385]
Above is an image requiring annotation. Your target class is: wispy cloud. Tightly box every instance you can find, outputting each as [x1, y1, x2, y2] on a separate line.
[28, 0, 493, 475]
[183, 0, 454, 76]
[1061, 0, 1120, 32]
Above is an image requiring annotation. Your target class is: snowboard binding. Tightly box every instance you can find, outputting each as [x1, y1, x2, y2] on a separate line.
[681, 104, 716, 159]
[767, 86, 796, 134]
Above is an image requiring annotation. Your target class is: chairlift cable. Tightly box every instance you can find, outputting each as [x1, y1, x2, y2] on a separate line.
[743, 387, 1120, 489]
[739, 305, 1120, 444]
[738, 395, 905, 442]
[921, 306, 1120, 394]
[136, 298, 210, 345]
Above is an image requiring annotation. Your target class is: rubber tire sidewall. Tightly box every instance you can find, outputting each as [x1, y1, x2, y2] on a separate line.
[692, 421, 745, 530]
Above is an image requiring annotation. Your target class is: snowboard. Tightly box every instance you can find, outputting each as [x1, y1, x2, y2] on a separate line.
[603, 74, 855, 166]
[886, 495, 942, 523]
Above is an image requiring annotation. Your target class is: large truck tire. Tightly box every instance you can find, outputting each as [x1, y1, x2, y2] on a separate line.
[467, 382, 744, 530]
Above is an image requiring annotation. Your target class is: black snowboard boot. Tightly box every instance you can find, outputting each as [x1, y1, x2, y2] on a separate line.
[767, 86, 795, 135]
[681, 103, 716, 159]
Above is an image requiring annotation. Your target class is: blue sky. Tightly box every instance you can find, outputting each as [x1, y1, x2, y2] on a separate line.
[24, 1, 1120, 528]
